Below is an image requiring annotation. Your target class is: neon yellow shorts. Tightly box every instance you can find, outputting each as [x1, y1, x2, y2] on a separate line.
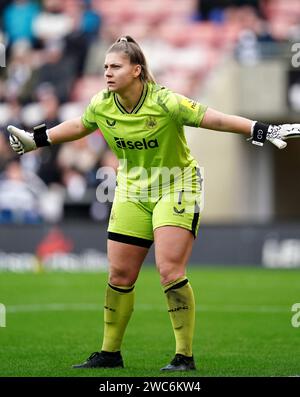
[108, 189, 202, 247]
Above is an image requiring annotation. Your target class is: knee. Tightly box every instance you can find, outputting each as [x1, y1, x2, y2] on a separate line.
[157, 262, 185, 286]
[109, 268, 137, 287]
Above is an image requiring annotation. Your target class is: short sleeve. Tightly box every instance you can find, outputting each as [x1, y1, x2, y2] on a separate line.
[171, 93, 208, 127]
[81, 95, 99, 132]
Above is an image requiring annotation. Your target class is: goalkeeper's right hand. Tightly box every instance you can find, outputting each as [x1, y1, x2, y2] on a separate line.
[7, 124, 51, 155]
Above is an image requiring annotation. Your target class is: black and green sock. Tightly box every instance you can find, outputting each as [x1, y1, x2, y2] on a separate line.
[163, 276, 195, 357]
[101, 283, 135, 352]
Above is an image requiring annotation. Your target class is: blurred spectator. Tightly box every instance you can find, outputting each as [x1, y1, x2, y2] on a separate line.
[0, 130, 17, 172]
[4, 0, 299, 226]
[32, 0, 73, 46]
[62, 0, 102, 76]
[3, 0, 40, 46]
[80, 0, 102, 41]
[5, 98, 23, 127]
[260, 0, 300, 41]
[83, 24, 118, 76]
[0, 0, 11, 16]
[57, 134, 105, 200]
[0, 0, 11, 42]
[34, 83, 62, 186]
[70, 75, 105, 103]
[20, 40, 77, 103]
[2, 39, 33, 101]
[194, 0, 260, 22]
[234, 6, 277, 64]
[0, 158, 47, 223]
[235, 28, 261, 64]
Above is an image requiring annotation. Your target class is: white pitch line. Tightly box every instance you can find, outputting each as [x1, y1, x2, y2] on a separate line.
[6, 303, 290, 314]
[6, 303, 100, 313]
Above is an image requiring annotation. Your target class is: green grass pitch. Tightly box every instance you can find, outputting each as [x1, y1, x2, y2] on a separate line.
[0, 266, 299, 377]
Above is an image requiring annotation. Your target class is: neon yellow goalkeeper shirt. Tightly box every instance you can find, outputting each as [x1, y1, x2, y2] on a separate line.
[81, 82, 207, 197]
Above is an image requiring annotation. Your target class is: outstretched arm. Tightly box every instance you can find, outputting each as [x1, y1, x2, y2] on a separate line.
[8, 117, 92, 155]
[201, 108, 252, 137]
[48, 117, 91, 144]
[200, 107, 300, 149]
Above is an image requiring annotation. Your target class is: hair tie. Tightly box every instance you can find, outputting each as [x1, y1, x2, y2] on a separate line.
[119, 37, 128, 42]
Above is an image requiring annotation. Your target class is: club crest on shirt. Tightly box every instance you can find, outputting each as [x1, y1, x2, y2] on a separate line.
[145, 116, 157, 129]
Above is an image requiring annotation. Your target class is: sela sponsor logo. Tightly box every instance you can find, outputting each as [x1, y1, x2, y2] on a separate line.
[114, 137, 159, 150]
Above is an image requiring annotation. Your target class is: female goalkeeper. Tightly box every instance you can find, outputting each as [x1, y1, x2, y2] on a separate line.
[7, 35, 300, 371]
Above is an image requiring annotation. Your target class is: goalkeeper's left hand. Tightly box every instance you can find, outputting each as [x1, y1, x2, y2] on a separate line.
[251, 122, 300, 149]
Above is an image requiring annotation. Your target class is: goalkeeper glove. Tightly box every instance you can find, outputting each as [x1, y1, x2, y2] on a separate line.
[7, 123, 51, 155]
[251, 121, 300, 149]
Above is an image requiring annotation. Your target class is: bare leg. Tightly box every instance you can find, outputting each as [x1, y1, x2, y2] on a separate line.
[107, 239, 149, 286]
[154, 226, 194, 285]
